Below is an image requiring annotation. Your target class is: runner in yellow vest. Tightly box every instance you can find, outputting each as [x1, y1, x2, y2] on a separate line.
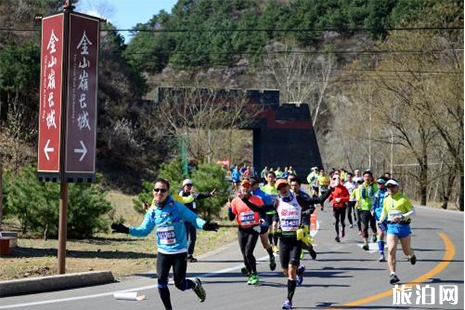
[378, 179, 416, 285]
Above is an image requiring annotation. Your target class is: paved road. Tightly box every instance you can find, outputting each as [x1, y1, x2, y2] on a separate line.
[1, 205, 463, 310]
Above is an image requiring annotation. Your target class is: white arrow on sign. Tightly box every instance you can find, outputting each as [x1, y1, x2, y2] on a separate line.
[74, 140, 87, 162]
[43, 139, 54, 160]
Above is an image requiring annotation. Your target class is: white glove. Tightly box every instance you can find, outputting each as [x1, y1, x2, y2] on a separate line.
[253, 225, 261, 233]
[335, 198, 341, 203]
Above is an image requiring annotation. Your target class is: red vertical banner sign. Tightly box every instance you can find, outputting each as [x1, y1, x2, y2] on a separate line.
[38, 14, 64, 176]
[65, 13, 99, 181]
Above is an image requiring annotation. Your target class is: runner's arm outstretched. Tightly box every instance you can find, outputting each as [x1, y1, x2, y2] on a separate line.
[240, 197, 275, 217]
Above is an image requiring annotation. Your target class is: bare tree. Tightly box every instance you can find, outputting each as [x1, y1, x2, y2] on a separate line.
[261, 42, 335, 127]
[374, 2, 463, 209]
[370, 32, 463, 204]
[152, 87, 262, 164]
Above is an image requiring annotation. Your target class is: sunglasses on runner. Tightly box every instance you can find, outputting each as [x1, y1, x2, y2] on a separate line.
[153, 188, 168, 193]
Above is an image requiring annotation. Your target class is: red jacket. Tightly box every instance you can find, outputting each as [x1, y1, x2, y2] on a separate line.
[329, 184, 350, 208]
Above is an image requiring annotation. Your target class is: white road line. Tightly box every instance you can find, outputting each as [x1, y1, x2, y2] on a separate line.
[0, 256, 266, 309]
[1, 222, 322, 309]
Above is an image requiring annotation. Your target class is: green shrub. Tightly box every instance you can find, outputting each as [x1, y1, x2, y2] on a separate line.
[3, 165, 113, 238]
[132, 179, 155, 215]
[133, 157, 184, 214]
[67, 177, 113, 238]
[134, 158, 230, 220]
[4, 166, 55, 235]
[190, 163, 230, 219]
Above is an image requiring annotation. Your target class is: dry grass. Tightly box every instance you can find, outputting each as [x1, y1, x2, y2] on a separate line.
[0, 190, 237, 281]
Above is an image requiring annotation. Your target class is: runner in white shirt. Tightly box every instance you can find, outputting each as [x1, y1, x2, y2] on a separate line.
[343, 173, 357, 228]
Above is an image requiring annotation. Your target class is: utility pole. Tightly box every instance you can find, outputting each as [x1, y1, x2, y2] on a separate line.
[57, 0, 74, 274]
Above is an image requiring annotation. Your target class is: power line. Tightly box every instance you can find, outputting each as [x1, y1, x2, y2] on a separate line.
[0, 26, 463, 33]
[108, 26, 464, 33]
[1, 43, 459, 75]
[143, 62, 462, 75]
[3, 41, 462, 57]
[119, 49, 464, 56]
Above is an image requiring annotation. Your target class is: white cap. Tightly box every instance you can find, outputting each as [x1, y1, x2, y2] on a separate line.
[386, 179, 399, 187]
[354, 177, 363, 183]
[182, 179, 193, 186]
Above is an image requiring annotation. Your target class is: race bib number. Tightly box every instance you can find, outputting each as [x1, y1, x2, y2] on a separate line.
[157, 226, 176, 245]
[389, 210, 402, 217]
[389, 210, 402, 221]
[240, 211, 256, 225]
[280, 218, 300, 232]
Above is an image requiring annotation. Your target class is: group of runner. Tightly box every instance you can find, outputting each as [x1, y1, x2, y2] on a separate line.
[305, 167, 417, 285]
[111, 166, 416, 310]
[229, 173, 332, 309]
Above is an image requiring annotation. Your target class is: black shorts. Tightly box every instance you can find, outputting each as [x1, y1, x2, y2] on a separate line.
[279, 235, 302, 268]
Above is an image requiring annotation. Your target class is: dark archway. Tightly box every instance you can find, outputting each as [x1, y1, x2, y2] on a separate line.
[244, 89, 322, 179]
[156, 87, 322, 180]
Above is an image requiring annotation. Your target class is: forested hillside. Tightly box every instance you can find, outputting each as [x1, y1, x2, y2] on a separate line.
[0, 0, 463, 208]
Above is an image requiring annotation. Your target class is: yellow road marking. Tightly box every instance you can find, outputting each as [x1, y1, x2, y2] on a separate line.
[330, 232, 456, 309]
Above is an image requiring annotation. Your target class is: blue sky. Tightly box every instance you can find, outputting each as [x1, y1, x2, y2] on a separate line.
[75, 0, 178, 42]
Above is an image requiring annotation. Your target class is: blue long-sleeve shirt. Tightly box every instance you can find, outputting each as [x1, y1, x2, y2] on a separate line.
[252, 187, 272, 205]
[251, 187, 273, 227]
[129, 195, 206, 254]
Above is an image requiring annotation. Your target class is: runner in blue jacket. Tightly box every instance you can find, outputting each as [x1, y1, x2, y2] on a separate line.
[112, 178, 219, 310]
[372, 177, 388, 262]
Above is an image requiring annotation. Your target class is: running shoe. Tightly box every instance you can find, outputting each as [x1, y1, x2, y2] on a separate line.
[309, 247, 317, 260]
[187, 255, 198, 263]
[335, 236, 340, 242]
[362, 244, 369, 251]
[282, 299, 292, 309]
[269, 255, 277, 271]
[379, 254, 385, 262]
[372, 235, 377, 242]
[297, 265, 305, 286]
[349, 224, 354, 228]
[410, 254, 417, 265]
[341, 229, 345, 238]
[390, 274, 400, 285]
[247, 274, 259, 285]
[357, 231, 362, 236]
[252, 274, 259, 285]
[241, 267, 250, 277]
[193, 278, 206, 302]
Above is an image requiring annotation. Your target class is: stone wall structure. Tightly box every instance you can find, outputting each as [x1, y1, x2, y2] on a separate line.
[156, 87, 322, 180]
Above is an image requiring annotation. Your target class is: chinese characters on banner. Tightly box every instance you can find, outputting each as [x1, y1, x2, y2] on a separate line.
[38, 14, 64, 174]
[65, 13, 99, 179]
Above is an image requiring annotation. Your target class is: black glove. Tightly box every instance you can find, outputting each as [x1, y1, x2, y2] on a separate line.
[111, 223, 129, 234]
[203, 221, 219, 232]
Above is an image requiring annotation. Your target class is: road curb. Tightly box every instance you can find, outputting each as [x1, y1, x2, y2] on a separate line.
[0, 270, 115, 297]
